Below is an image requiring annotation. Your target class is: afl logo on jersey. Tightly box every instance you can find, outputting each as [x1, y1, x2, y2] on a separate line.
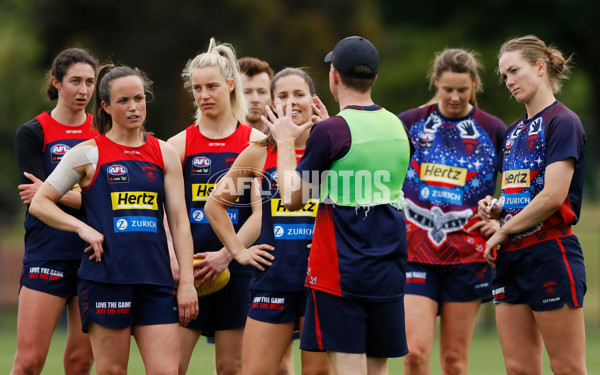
[504, 138, 514, 156]
[107, 164, 129, 183]
[51, 144, 70, 162]
[269, 171, 279, 189]
[418, 132, 434, 148]
[192, 156, 211, 175]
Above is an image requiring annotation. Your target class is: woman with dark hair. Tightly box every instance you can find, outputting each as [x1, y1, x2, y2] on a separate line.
[29, 64, 198, 374]
[13, 47, 97, 375]
[205, 67, 330, 375]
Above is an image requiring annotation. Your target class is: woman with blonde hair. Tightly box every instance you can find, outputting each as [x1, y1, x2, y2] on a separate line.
[168, 38, 267, 374]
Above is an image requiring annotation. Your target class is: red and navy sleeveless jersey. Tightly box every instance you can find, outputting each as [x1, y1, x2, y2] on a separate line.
[79, 135, 173, 286]
[22, 112, 96, 262]
[297, 106, 409, 302]
[499, 101, 585, 250]
[183, 123, 254, 275]
[399, 104, 507, 265]
[250, 146, 317, 292]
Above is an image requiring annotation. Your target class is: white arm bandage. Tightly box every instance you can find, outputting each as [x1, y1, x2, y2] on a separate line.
[46, 145, 99, 196]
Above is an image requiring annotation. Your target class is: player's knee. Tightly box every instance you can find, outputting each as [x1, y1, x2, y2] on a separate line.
[64, 349, 94, 375]
[94, 363, 127, 375]
[549, 358, 587, 375]
[440, 348, 467, 374]
[403, 347, 429, 367]
[504, 358, 541, 375]
[11, 351, 46, 375]
[215, 357, 242, 375]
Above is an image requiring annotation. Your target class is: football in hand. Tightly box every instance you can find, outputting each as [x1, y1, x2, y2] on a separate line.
[193, 258, 231, 297]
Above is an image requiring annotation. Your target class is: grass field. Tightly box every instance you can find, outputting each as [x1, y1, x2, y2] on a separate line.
[1, 309, 599, 374]
[1, 202, 599, 373]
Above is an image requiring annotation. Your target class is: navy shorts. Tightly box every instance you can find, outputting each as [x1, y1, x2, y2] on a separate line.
[301, 289, 408, 358]
[405, 262, 494, 303]
[20, 259, 80, 298]
[78, 279, 178, 333]
[187, 274, 251, 333]
[492, 235, 586, 311]
[247, 290, 307, 324]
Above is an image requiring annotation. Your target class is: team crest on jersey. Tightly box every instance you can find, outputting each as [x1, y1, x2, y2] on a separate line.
[457, 120, 480, 154]
[51, 144, 70, 163]
[527, 118, 543, 151]
[225, 157, 236, 169]
[142, 166, 157, 182]
[107, 164, 129, 183]
[192, 156, 211, 175]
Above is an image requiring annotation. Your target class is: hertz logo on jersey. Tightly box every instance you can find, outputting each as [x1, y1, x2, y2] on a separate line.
[271, 199, 318, 217]
[192, 183, 241, 202]
[420, 163, 467, 186]
[111, 192, 158, 210]
[502, 169, 530, 189]
[192, 183, 214, 201]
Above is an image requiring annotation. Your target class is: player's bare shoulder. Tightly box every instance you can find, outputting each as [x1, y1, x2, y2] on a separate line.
[166, 128, 187, 161]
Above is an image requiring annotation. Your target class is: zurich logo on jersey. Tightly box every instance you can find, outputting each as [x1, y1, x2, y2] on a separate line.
[107, 164, 129, 183]
[114, 216, 158, 233]
[274, 225, 284, 238]
[192, 156, 211, 175]
[190, 208, 239, 224]
[273, 224, 314, 240]
[51, 144, 70, 162]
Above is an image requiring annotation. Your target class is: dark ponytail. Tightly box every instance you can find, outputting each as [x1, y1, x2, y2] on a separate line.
[92, 64, 154, 135]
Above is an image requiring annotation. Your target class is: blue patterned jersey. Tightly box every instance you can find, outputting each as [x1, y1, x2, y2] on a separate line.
[400, 104, 506, 264]
[499, 101, 585, 250]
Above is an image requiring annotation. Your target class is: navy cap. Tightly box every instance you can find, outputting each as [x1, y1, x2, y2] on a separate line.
[324, 36, 379, 79]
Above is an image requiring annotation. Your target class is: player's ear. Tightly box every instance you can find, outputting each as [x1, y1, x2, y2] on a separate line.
[101, 101, 111, 115]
